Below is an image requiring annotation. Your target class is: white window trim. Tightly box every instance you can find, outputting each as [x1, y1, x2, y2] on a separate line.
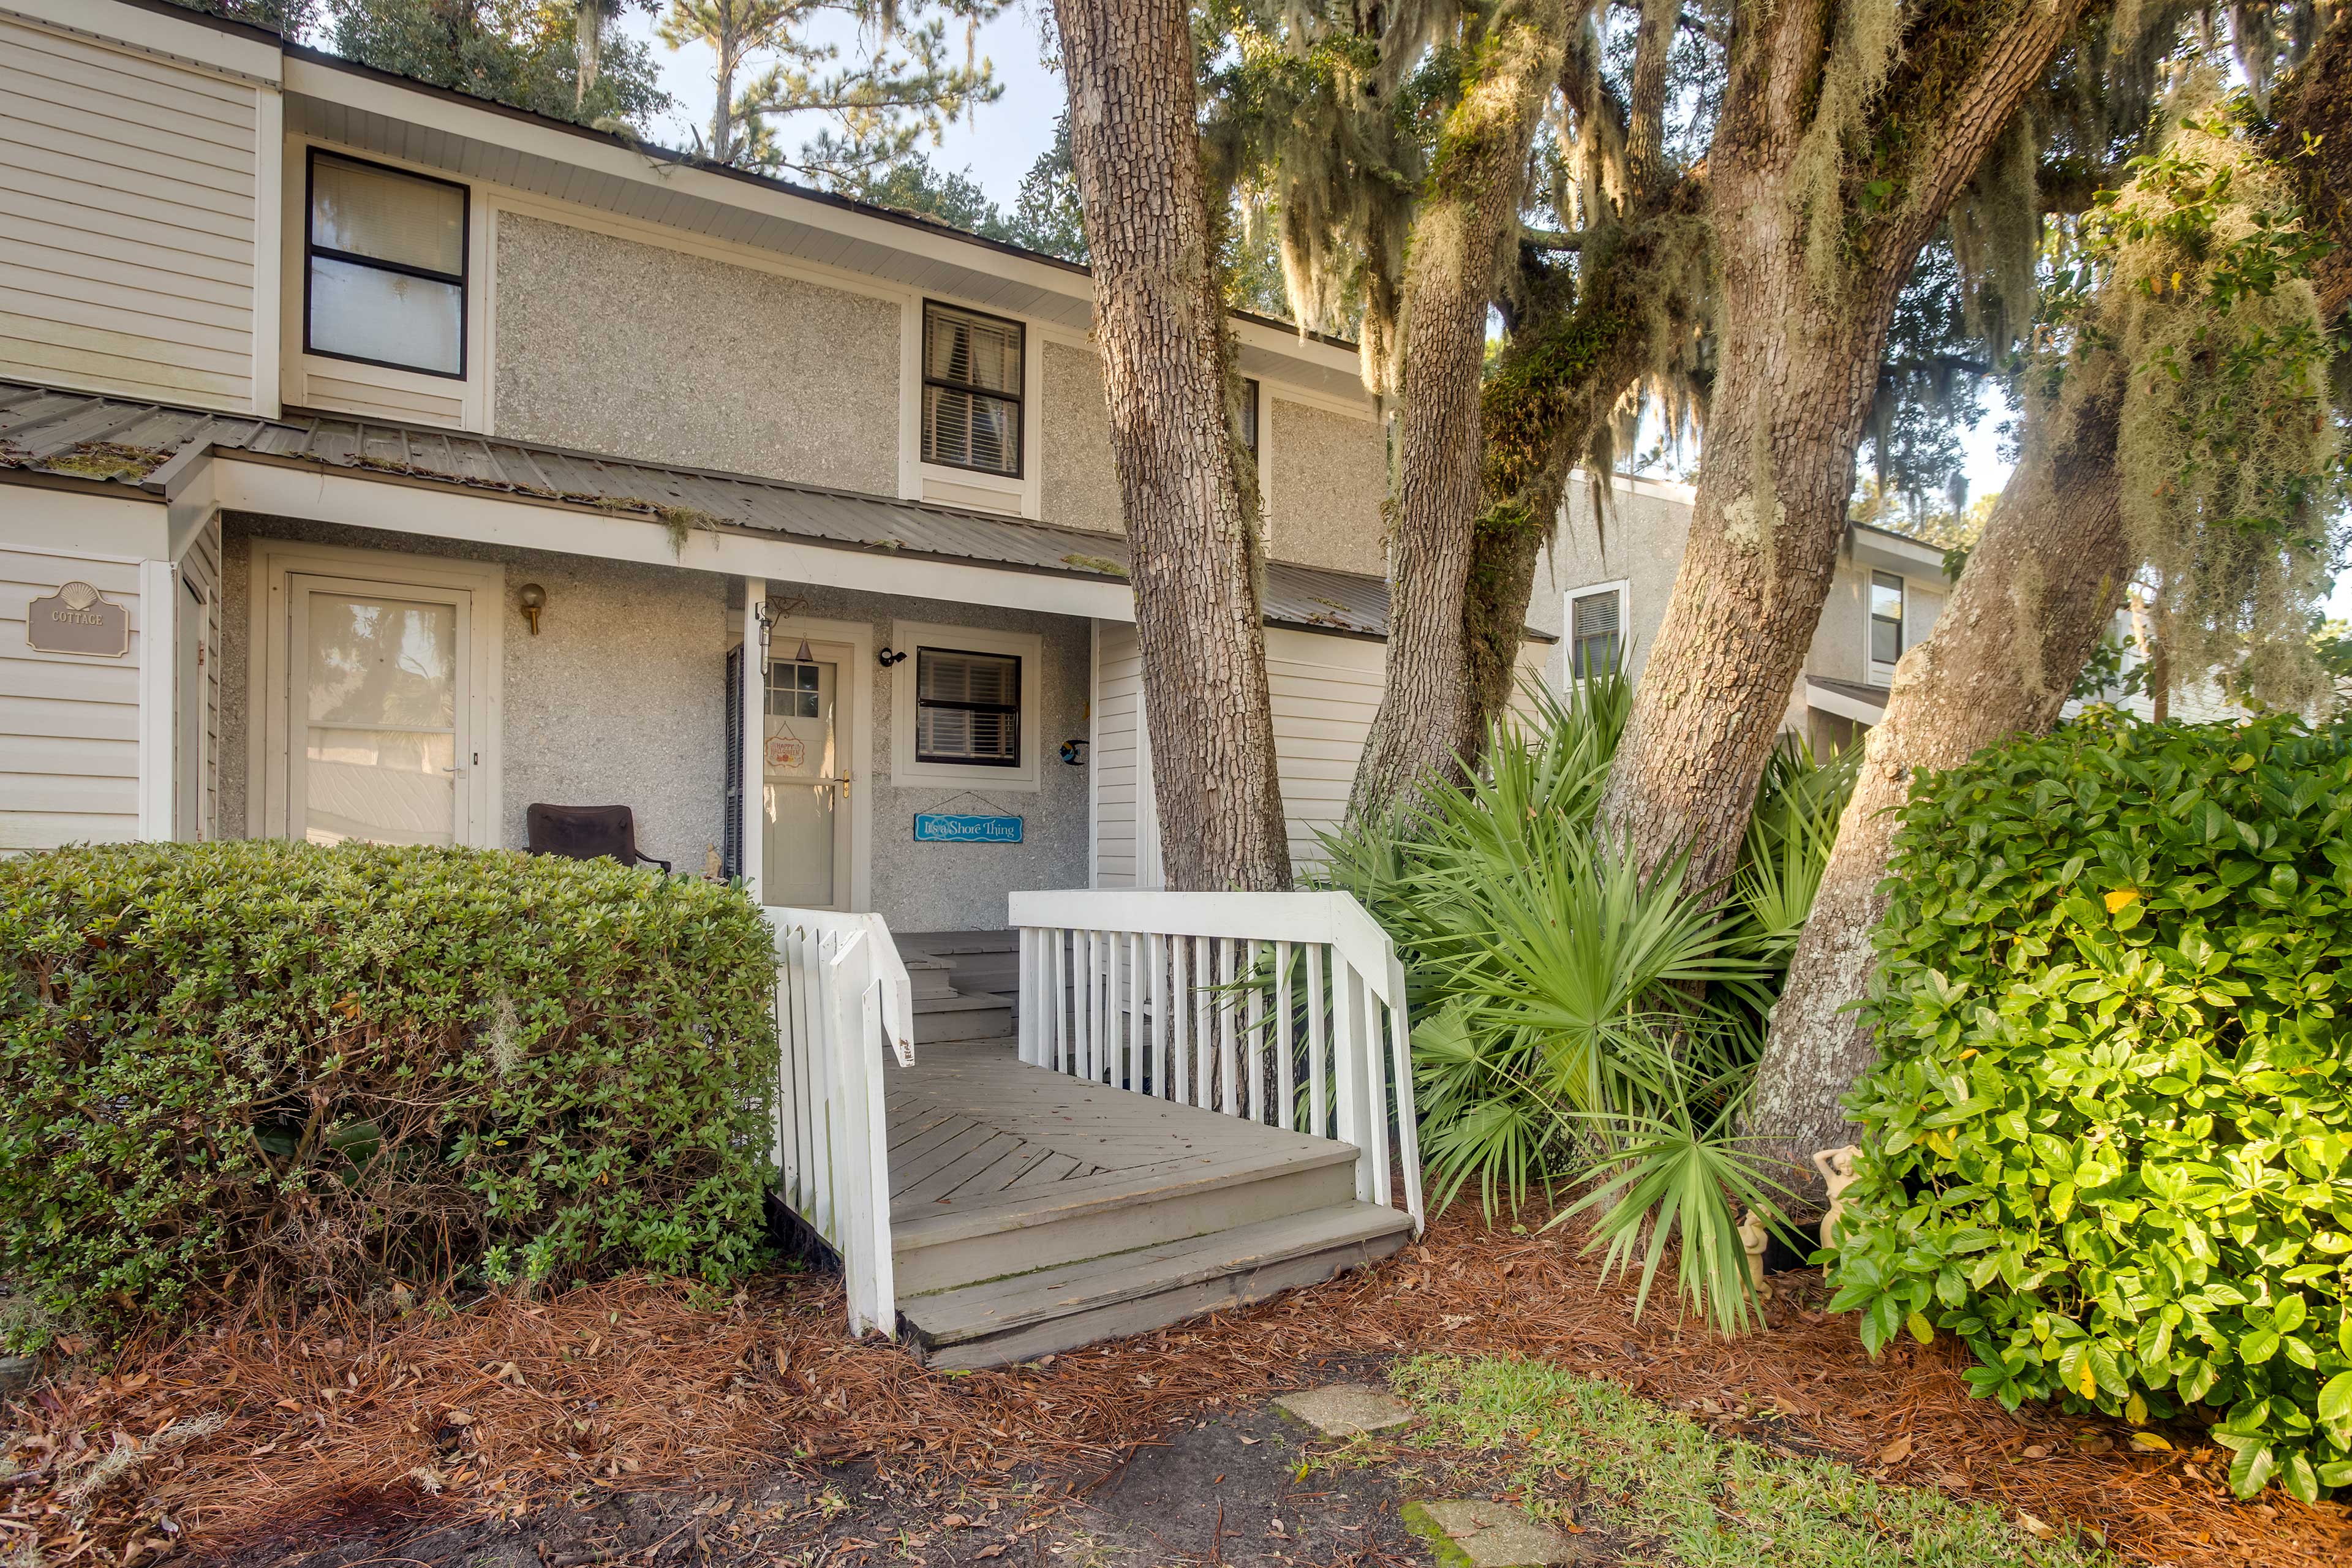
[245, 538, 503, 846]
[1564, 579, 1629, 685]
[890, 620, 1044, 791]
[901, 299, 1046, 519]
[1867, 569, 1905, 687]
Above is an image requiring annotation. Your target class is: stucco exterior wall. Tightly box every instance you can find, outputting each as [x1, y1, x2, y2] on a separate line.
[1267, 399, 1388, 575]
[492, 213, 901, 493]
[219, 518, 728, 872]
[1540, 481, 1695, 690]
[1039, 341, 1121, 535]
[766, 583, 1093, 934]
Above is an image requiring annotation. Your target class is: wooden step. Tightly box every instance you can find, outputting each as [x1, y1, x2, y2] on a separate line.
[902, 957, 959, 1001]
[891, 1136, 1360, 1296]
[899, 1202, 1414, 1370]
[911, 993, 1013, 1044]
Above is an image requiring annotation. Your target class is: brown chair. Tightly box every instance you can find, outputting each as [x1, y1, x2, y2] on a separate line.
[525, 804, 671, 872]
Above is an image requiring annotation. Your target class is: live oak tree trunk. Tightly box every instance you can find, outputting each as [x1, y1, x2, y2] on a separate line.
[1748, 374, 2130, 1180]
[1053, 0, 1292, 891]
[1349, 0, 1568, 820]
[1748, 20, 2352, 1186]
[1596, 2, 2086, 895]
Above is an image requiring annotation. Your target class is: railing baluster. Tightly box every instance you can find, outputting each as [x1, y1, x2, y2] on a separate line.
[1124, 930, 1140, 1091]
[1274, 938, 1295, 1132]
[1195, 936, 1214, 1109]
[1172, 935, 1192, 1106]
[1245, 938, 1265, 1124]
[1217, 936, 1238, 1117]
[1332, 956, 1371, 1200]
[1145, 931, 1163, 1097]
[1306, 941, 1329, 1140]
[1387, 956, 1425, 1229]
[1016, 925, 1038, 1066]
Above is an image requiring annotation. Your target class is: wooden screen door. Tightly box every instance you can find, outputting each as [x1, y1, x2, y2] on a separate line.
[286, 573, 475, 847]
[762, 640, 854, 909]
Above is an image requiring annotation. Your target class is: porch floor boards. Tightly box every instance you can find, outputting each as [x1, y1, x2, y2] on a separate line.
[883, 1038, 1335, 1227]
[881, 1039, 1412, 1366]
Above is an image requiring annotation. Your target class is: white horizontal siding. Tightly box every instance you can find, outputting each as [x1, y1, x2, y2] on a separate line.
[1091, 620, 1144, 887]
[0, 548, 142, 853]
[0, 16, 259, 410]
[1265, 629, 1385, 870]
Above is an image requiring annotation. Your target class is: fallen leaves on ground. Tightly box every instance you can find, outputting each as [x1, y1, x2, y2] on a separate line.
[7, 1208, 2350, 1567]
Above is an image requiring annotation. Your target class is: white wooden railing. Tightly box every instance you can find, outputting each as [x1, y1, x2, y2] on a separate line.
[764, 907, 914, 1337]
[1008, 891, 1423, 1230]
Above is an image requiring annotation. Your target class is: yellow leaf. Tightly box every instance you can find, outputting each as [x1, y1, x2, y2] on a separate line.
[2078, 1359, 2098, 1399]
[2105, 889, 2139, 913]
[2129, 1431, 2173, 1452]
[1909, 1310, 1936, 1345]
[2171, 270, 2184, 293]
[2125, 1392, 2147, 1425]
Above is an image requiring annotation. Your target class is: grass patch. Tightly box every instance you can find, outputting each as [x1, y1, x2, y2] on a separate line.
[1390, 1354, 2111, 1567]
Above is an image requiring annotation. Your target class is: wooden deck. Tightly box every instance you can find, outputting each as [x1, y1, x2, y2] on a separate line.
[886, 1037, 1342, 1224]
[883, 1038, 1412, 1366]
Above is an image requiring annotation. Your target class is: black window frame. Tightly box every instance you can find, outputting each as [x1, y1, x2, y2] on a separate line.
[921, 299, 1026, 479]
[1569, 587, 1623, 680]
[1241, 377, 1261, 457]
[1869, 570, 1905, 673]
[303, 147, 471, 382]
[913, 644, 1023, 769]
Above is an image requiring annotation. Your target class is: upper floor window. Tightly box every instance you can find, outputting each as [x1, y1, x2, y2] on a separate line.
[914, 646, 1022, 767]
[1241, 378, 1261, 456]
[1569, 586, 1623, 679]
[306, 151, 467, 379]
[922, 301, 1023, 477]
[1869, 570, 1905, 679]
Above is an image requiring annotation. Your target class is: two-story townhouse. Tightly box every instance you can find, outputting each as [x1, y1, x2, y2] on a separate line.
[0, 0, 1555, 939]
[1542, 472, 1958, 753]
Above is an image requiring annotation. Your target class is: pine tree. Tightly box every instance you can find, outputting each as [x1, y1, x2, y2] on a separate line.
[655, 0, 1005, 184]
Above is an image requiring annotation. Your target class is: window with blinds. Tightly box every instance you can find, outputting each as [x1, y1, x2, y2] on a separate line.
[1570, 589, 1623, 679]
[306, 151, 467, 377]
[922, 301, 1024, 477]
[914, 647, 1022, 766]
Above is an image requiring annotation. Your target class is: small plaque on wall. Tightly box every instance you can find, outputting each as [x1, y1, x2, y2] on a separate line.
[26, 581, 129, 657]
[913, 812, 1023, 843]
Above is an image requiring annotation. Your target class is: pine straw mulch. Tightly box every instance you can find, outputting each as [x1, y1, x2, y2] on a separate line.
[9, 1208, 2351, 1568]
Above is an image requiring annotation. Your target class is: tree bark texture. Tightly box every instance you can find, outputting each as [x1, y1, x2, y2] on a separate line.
[1054, 0, 1292, 891]
[1349, 0, 1568, 821]
[1596, 1, 2086, 895]
[1749, 23, 2352, 1185]
[1748, 377, 2129, 1183]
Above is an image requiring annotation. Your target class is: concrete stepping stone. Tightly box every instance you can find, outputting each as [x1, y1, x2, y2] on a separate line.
[1271, 1382, 1417, 1437]
[1403, 1499, 1586, 1567]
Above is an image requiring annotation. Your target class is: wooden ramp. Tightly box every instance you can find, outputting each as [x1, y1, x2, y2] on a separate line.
[887, 1039, 1411, 1368]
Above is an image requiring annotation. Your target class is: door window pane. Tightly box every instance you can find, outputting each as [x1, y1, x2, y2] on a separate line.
[303, 728, 455, 847]
[764, 658, 841, 908]
[306, 594, 456, 727]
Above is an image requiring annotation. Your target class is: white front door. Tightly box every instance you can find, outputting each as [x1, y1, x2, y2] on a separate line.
[286, 573, 473, 847]
[762, 641, 854, 909]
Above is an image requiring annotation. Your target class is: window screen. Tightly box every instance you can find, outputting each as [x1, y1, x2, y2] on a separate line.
[914, 647, 1021, 766]
[1870, 571, 1905, 671]
[307, 152, 467, 377]
[923, 303, 1023, 475]
[1570, 589, 1622, 679]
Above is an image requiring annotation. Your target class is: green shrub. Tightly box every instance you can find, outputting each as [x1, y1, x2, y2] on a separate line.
[1317, 677, 1853, 1331]
[0, 841, 778, 1341]
[1830, 712, 2352, 1501]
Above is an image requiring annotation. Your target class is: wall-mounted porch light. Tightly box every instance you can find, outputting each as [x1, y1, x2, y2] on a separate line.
[517, 581, 546, 636]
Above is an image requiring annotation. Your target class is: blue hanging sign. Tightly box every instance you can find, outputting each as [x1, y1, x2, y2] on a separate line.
[913, 812, 1024, 843]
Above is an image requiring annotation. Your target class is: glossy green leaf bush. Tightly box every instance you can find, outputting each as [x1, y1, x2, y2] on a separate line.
[1831, 712, 2352, 1500]
[0, 841, 778, 1341]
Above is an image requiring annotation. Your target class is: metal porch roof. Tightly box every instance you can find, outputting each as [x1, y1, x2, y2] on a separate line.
[0, 380, 1447, 641]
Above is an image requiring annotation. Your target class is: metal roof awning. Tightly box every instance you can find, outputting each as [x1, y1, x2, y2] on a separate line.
[0, 380, 1502, 643]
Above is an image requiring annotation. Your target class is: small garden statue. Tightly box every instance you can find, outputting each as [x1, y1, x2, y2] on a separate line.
[1738, 1208, 1772, 1303]
[1812, 1146, 1861, 1251]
